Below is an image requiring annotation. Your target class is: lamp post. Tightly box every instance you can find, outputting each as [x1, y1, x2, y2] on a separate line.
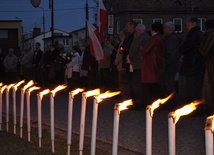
[38, 7, 45, 51]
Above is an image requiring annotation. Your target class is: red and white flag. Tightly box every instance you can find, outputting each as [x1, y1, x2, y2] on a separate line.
[87, 20, 104, 61]
[97, 0, 108, 32]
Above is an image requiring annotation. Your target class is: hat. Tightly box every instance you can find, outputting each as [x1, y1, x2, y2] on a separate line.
[185, 16, 199, 23]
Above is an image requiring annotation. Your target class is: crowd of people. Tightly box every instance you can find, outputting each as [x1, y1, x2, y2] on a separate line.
[0, 16, 214, 114]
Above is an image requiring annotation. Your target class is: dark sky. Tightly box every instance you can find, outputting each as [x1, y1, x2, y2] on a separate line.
[0, 0, 97, 34]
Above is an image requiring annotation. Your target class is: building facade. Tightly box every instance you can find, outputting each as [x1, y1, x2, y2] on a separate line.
[105, 0, 214, 34]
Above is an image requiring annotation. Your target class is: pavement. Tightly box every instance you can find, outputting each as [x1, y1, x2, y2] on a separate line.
[2, 89, 209, 155]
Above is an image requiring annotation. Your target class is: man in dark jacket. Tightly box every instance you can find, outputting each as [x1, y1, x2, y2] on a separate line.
[179, 16, 204, 102]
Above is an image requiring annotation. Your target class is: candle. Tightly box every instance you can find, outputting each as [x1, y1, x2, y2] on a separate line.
[13, 80, 24, 134]
[146, 93, 174, 155]
[79, 89, 100, 155]
[0, 85, 6, 131]
[205, 115, 214, 155]
[168, 100, 203, 155]
[50, 84, 67, 153]
[67, 88, 84, 155]
[91, 91, 120, 155]
[26, 86, 40, 141]
[20, 80, 34, 138]
[112, 99, 133, 155]
[37, 89, 50, 148]
[6, 84, 15, 132]
[146, 106, 152, 155]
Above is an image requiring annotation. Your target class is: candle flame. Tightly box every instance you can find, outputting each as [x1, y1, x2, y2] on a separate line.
[84, 89, 100, 98]
[51, 84, 67, 97]
[71, 88, 84, 97]
[149, 93, 174, 117]
[13, 80, 25, 91]
[28, 86, 41, 93]
[7, 83, 15, 90]
[115, 99, 133, 114]
[23, 80, 34, 92]
[0, 83, 2, 87]
[169, 100, 203, 124]
[0, 85, 7, 93]
[95, 91, 121, 103]
[205, 115, 214, 131]
[38, 89, 50, 100]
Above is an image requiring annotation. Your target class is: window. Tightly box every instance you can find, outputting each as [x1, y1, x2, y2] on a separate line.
[116, 20, 120, 34]
[199, 18, 206, 32]
[63, 39, 69, 46]
[0, 30, 8, 38]
[133, 18, 143, 24]
[173, 18, 182, 32]
[153, 18, 163, 24]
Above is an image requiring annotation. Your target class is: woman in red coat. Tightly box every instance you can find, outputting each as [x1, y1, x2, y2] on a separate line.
[140, 22, 166, 106]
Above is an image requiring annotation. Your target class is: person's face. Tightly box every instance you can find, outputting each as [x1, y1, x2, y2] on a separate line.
[35, 44, 40, 49]
[126, 22, 135, 34]
[163, 25, 170, 35]
[186, 22, 196, 32]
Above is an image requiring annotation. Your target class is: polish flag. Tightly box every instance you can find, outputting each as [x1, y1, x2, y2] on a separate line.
[97, 0, 108, 32]
[87, 20, 104, 61]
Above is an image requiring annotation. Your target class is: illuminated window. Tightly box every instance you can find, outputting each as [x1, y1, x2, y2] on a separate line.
[173, 18, 182, 32]
[199, 18, 206, 32]
[133, 18, 143, 24]
[153, 18, 163, 24]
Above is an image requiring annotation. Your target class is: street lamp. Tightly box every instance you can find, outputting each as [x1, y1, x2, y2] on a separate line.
[38, 7, 45, 51]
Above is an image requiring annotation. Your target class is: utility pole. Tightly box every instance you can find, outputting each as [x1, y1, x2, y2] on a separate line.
[49, 0, 54, 44]
[85, 0, 89, 39]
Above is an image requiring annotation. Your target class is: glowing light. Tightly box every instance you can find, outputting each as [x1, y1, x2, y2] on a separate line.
[95, 91, 121, 103]
[51, 84, 67, 97]
[116, 99, 133, 114]
[23, 80, 34, 92]
[28, 86, 41, 93]
[13, 80, 25, 91]
[84, 89, 100, 98]
[71, 88, 85, 97]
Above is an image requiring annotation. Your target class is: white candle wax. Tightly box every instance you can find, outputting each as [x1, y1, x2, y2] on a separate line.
[205, 130, 213, 155]
[112, 107, 119, 155]
[50, 93, 55, 153]
[146, 107, 152, 155]
[37, 94, 42, 148]
[26, 91, 31, 141]
[20, 88, 24, 138]
[91, 98, 98, 155]
[168, 116, 176, 155]
[6, 88, 9, 132]
[79, 94, 87, 155]
[0, 90, 3, 131]
[12, 88, 17, 134]
[67, 92, 74, 155]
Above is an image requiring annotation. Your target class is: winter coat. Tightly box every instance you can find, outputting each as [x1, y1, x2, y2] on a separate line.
[3, 54, 18, 72]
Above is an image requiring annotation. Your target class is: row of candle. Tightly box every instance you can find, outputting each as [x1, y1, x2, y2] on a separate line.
[0, 80, 213, 155]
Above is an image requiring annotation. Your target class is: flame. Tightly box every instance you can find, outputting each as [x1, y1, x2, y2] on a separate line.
[149, 93, 174, 117]
[84, 89, 100, 98]
[205, 115, 214, 131]
[38, 89, 50, 99]
[95, 91, 121, 103]
[115, 99, 133, 114]
[71, 88, 84, 97]
[23, 80, 34, 92]
[0, 85, 7, 93]
[28, 86, 41, 93]
[7, 83, 15, 90]
[169, 100, 203, 124]
[51, 84, 67, 96]
[120, 46, 124, 52]
[0, 83, 2, 87]
[13, 80, 25, 91]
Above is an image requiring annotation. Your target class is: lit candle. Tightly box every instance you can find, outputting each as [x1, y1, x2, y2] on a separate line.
[112, 99, 133, 155]
[0, 84, 6, 131]
[26, 86, 40, 141]
[50, 85, 67, 153]
[20, 80, 34, 138]
[67, 88, 84, 155]
[168, 100, 203, 155]
[12, 80, 25, 134]
[91, 91, 120, 155]
[37, 89, 50, 148]
[6, 84, 15, 132]
[79, 89, 100, 155]
[205, 115, 214, 155]
[146, 93, 174, 155]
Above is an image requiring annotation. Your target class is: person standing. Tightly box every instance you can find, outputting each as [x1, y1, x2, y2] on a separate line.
[0, 48, 5, 81]
[32, 42, 43, 85]
[128, 24, 150, 109]
[140, 22, 166, 106]
[163, 21, 181, 96]
[3, 48, 18, 83]
[179, 16, 204, 102]
[199, 19, 214, 114]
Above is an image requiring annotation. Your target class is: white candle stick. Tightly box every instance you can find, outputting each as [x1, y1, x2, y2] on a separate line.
[91, 97, 98, 155]
[112, 104, 120, 155]
[50, 93, 55, 153]
[79, 93, 86, 155]
[26, 90, 31, 141]
[168, 115, 175, 155]
[0, 85, 6, 131]
[205, 116, 214, 155]
[6, 84, 14, 132]
[37, 89, 50, 148]
[146, 106, 152, 155]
